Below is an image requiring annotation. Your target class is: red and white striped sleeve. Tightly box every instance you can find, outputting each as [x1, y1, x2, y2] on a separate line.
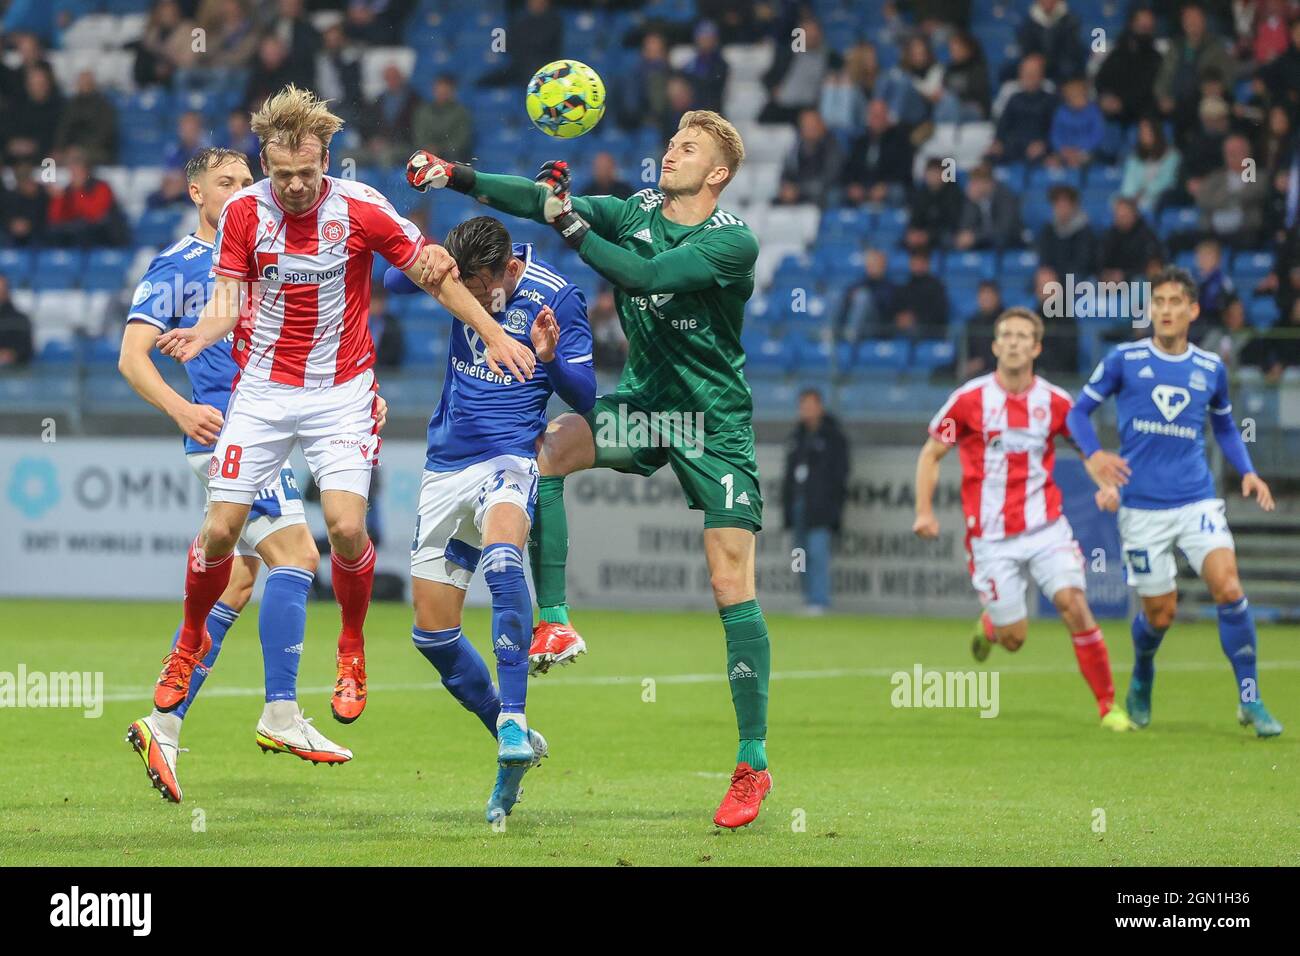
[211, 195, 258, 280]
[929, 383, 976, 445]
[1045, 382, 1075, 439]
[350, 188, 426, 271]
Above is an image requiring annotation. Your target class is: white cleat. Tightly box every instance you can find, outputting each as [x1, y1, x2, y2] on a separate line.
[256, 706, 353, 764]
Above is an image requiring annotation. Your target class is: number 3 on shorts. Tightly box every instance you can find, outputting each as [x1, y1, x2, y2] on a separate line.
[221, 445, 243, 479]
[720, 473, 734, 509]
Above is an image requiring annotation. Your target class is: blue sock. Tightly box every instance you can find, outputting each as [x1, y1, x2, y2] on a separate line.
[171, 601, 239, 719]
[412, 626, 501, 737]
[482, 543, 530, 717]
[1217, 597, 1259, 704]
[1131, 612, 1166, 684]
[259, 566, 313, 702]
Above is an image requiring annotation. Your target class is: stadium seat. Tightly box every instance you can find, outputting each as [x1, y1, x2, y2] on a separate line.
[913, 339, 957, 370]
[135, 208, 185, 247]
[943, 250, 997, 280]
[1158, 206, 1200, 238]
[0, 249, 34, 285]
[83, 248, 132, 293]
[795, 336, 834, 375]
[746, 335, 795, 375]
[1000, 249, 1040, 283]
[404, 327, 449, 367]
[38, 340, 78, 364]
[1247, 296, 1280, 329]
[32, 250, 87, 291]
[1027, 165, 1083, 192]
[855, 339, 909, 370]
[1231, 251, 1275, 286]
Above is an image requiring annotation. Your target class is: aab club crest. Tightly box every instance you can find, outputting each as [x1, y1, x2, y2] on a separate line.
[321, 220, 345, 243]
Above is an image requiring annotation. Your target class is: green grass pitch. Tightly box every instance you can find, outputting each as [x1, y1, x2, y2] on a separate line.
[1, 599, 1296, 866]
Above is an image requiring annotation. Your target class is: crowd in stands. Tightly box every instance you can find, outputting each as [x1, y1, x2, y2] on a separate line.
[1, 0, 1299, 384]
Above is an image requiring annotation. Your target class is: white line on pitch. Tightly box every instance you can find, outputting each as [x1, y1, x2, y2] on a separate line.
[96, 660, 1300, 704]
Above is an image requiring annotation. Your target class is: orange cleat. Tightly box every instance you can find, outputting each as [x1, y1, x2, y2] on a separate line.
[125, 715, 183, 803]
[153, 632, 212, 713]
[528, 621, 588, 675]
[331, 653, 367, 724]
[713, 763, 773, 829]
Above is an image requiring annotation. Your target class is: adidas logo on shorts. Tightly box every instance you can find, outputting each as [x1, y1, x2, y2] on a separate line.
[736, 491, 751, 506]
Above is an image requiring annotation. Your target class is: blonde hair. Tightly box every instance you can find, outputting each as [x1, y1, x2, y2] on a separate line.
[677, 110, 745, 186]
[994, 306, 1045, 343]
[250, 85, 344, 160]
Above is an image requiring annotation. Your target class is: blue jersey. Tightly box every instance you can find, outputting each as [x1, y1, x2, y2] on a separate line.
[1081, 337, 1233, 509]
[127, 234, 235, 455]
[425, 243, 593, 471]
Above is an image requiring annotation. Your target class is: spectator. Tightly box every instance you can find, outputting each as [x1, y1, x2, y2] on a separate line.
[589, 286, 627, 372]
[615, 31, 671, 131]
[369, 288, 404, 369]
[478, 0, 563, 89]
[179, 0, 258, 91]
[1154, 3, 1240, 119]
[1180, 95, 1233, 199]
[987, 53, 1057, 164]
[782, 388, 849, 616]
[1036, 184, 1097, 278]
[1015, 0, 1086, 85]
[961, 280, 1007, 377]
[363, 63, 420, 167]
[411, 74, 474, 162]
[1259, 18, 1300, 111]
[242, 34, 297, 112]
[842, 99, 915, 206]
[1120, 116, 1182, 215]
[1197, 133, 1269, 247]
[265, 0, 320, 90]
[220, 109, 259, 158]
[660, 74, 697, 144]
[163, 111, 211, 170]
[315, 23, 364, 122]
[1201, 293, 1253, 371]
[876, 33, 942, 131]
[819, 41, 878, 136]
[147, 168, 191, 208]
[54, 71, 118, 167]
[132, 0, 197, 88]
[1048, 76, 1104, 168]
[1193, 237, 1237, 326]
[906, 157, 965, 250]
[1245, 0, 1291, 66]
[1032, 263, 1080, 373]
[1098, 197, 1164, 282]
[344, 0, 417, 46]
[1258, 224, 1300, 318]
[0, 156, 48, 246]
[776, 109, 845, 208]
[759, 12, 840, 124]
[893, 248, 949, 336]
[936, 30, 991, 123]
[682, 19, 729, 115]
[0, 276, 34, 368]
[1095, 7, 1162, 125]
[956, 162, 1026, 251]
[838, 248, 896, 343]
[1241, 298, 1300, 381]
[589, 152, 633, 201]
[45, 149, 129, 247]
[1259, 104, 1295, 179]
[5, 64, 62, 160]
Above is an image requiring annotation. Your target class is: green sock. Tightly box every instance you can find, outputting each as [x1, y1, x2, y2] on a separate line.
[720, 599, 769, 771]
[527, 475, 570, 626]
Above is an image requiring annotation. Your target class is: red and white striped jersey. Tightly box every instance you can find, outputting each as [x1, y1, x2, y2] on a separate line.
[928, 373, 1074, 541]
[212, 175, 425, 388]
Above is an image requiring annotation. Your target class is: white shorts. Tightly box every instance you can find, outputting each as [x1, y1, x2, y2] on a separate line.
[208, 369, 380, 505]
[410, 454, 539, 589]
[1119, 498, 1235, 597]
[186, 453, 307, 558]
[968, 517, 1087, 626]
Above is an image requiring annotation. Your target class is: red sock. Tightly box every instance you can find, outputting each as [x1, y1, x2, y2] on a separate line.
[980, 612, 997, 644]
[179, 537, 234, 654]
[332, 540, 375, 657]
[1071, 627, 1115, 715]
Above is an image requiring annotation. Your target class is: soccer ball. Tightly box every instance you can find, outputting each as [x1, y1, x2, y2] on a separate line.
[525, 59, 606, 138]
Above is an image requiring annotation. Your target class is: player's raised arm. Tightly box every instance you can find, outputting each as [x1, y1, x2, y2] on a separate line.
[156, 275, 243, 364]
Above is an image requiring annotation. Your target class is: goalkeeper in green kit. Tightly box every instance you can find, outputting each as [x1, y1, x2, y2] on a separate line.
[406, 111, 771, 827]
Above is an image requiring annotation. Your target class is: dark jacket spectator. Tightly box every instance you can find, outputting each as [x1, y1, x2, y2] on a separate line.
[989, 55, 1057, 163]
[54, 71, 118, 166]
[682, 19, 729, 114]
[588, 152, 633, 201]
[1016, 0, 1086, 84]
[266, 0, 320, 89]
[777, 110, 845, 207]
[341, 0, 417, 46]
[363, 63, 420, 166]
[0, 276, 33, 368]
[961, 281, 1006, 377]
[316, 24, 365, 122]
[759, 13, 840, 123]
[132, 0, 197, 88]
[842, 99, 914, 204]
[941, 30, 991, 119]
[956, 164, 1025, 250]
[838, 249, 896, 342]
[1197, 134, 1270, 247]
[1095, 8, 1162, 124]
[369, 292, 404, 369]
[614, 30, 672, 131]
[1260, 19, 1300, 111]
[242, 34, 298, 112]
[1154, 4, 1240, 115]
[893, 250, 949, 334]
[589, 287, 627, 372]
[907, 159, 966, 249]
[5, 65, 62, 159]
[411, 75, 475, 162]
[1036, 185, 1097, 277]
[1098, 199, 1164, 279]
[0, 159, 48, 246]
[782, 394, 850, 534]
[478, 0, 564, 89]
[1193, 238, 1237, 327]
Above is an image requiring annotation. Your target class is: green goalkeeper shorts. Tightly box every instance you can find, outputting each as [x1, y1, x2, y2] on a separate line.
[583, 389, 763, 532]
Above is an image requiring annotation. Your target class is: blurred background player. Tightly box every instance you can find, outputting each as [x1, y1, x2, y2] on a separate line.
[118, 146, 344, 800]
[407, 110, 771, 829]
[1068, 267, 1283, 738]
[150, 86, 537, 774]
[385, 214, 595, 822]
[914, 307, 1133, 731]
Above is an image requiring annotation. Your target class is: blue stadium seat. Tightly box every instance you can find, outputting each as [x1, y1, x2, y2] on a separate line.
[135, 208, 184, 246]
[86, 337, 121, 365]
[1022, 197, 1053, 232]
[1086, 164, 1124, 188]
[1027, 165, 1084, 192]
[83, 248, 132, 292]
[943, 250, 997, 280]
[405, 328, 449, 367]
[32, 250, 86, 291]
[833, 341, 857, 372]
[913, 339, 957, 370]
[795, 337, 834, 375]
[38, 340, 78, 364]
[0, 249, 33, 284]
[1158, 206, 1200, 237]
[1000, 249, 1040, 282]
[855, 339, 909, 370]
[1247, 296, 1280, 329]
[992, 162, 1027, 191]
[1231, 251, 1275, 285]
[746, 335, 795, 375]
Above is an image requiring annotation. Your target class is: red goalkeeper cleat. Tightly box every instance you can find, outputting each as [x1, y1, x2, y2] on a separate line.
[153, 632, 212, 713]
[713, 763, 773, 829]
[528, 621, 588, 675]
[331, 653, 367, 724]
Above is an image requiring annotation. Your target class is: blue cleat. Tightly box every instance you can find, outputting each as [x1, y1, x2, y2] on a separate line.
[1237, 701, 1283, 738]
[497, 718, 534, 766]
[486, 728, 548, 823]
[1126, 676, 1152, 729]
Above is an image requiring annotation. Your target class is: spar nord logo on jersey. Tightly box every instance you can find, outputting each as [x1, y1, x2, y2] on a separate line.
[1151, 384, 1191, 422]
